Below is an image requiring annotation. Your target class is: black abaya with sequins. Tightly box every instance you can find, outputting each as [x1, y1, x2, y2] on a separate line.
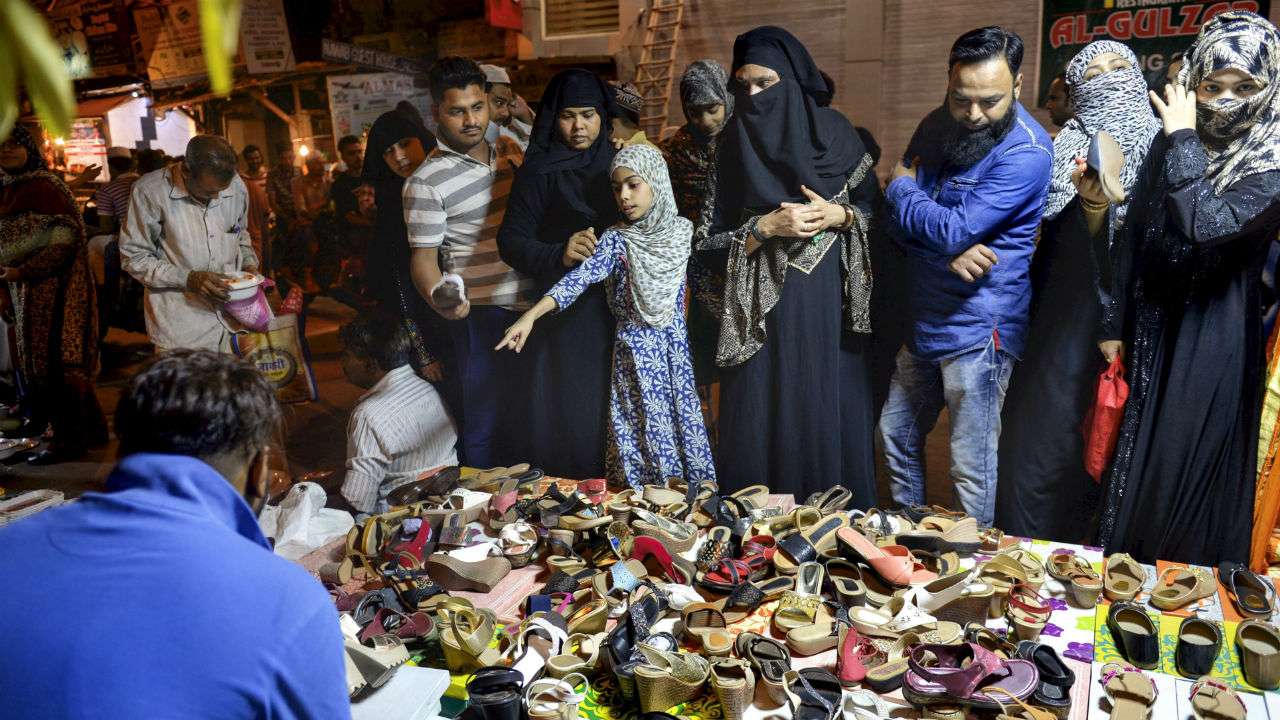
[1098, 128, 1280, 565]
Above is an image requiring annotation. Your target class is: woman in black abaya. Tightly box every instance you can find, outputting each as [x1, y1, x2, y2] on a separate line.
[1100, 11, 1280, 565]
[996, 41, 1161, 541]
[697, 26, 878, 505]
[497, 69, 619, 478]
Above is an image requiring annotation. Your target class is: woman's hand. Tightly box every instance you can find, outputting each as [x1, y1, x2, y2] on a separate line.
[797, 185, 848, 230]
[1150, 83, 1197, 136]
[759, 203, 826, 239]
[563, 227, 598, 267]
[1099, 340, 1124, 364]
[495, 315, 537, 353]
[1071, 157, 1110, 207]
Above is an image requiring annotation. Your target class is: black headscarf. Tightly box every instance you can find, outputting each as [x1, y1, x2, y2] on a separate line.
[361, 109, 437, 312]
[0, 125, 48, 187]
[520, 69, 617, 217]
[712, 26, 864, 232]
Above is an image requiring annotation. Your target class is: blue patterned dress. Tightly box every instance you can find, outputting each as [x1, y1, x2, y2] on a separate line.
[547, 229, 717, 490]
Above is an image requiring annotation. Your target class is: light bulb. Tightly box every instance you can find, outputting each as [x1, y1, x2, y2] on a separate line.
[298, 144, 309, 157]
[54, 137, 64, 146]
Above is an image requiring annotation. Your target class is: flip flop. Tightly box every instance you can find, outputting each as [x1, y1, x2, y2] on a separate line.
[1218, 560, 1275, 618]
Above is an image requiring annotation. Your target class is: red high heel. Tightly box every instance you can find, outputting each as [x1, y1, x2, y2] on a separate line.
[837, 623, 879, 685]
[389, 518, 434, 569]
[631, 535, 683, 583]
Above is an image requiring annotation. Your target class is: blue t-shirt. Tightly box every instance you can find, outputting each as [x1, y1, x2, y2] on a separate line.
[0, 453, 350, 719]
[887, 102, 1053, 362]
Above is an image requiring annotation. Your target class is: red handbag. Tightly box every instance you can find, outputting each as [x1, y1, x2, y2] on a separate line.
[1083, 357, 1129, 482]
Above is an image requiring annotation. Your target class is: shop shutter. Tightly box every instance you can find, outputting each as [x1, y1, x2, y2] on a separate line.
[543, 0, 620, 38]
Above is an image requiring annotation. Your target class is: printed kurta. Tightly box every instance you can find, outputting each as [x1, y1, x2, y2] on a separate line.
[547, 230, 715, 489]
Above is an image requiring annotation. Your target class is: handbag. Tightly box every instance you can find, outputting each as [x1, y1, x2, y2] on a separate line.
[1083, 357, 1129, 482]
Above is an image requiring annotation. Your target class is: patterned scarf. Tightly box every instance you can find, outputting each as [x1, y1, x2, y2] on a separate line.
[1044, 41, 1161, 226]
[679, 59, 734, 125]
[610, 144, 692, 328]
[1177, 10, 1280, 194]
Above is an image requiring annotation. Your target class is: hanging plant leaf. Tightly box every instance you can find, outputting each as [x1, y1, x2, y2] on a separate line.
[199, 0, 244, 96]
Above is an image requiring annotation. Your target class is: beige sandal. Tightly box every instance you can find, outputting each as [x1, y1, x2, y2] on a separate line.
[1151, 566, 1217, 611]
[1104, 553, 1148, 602]
[1190, 678, 1247, 720]
[1099, 662, 1157, 720]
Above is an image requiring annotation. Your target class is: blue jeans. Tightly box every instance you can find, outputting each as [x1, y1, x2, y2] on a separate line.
[447, 305, 524, 468]
[879, 337, 1014, 525]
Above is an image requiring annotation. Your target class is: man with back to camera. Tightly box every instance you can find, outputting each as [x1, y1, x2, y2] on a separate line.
[879, 26, 1053, 526]
[0, 350, 349, 718]
[119, 135, 259, 353]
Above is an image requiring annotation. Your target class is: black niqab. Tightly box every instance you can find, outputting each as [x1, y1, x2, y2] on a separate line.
[712, 26, 864, 232]
[521, 68, 617, 215]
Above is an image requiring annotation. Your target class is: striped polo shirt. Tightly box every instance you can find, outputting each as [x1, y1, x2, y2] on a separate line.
[94, 172, 139, 222]
[402, 134, 537, 310]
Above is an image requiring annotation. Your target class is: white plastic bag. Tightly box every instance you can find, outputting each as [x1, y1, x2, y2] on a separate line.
[258, 481, 355, 560]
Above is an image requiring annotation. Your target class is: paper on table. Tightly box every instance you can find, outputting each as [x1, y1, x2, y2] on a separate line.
[352, 665, 450, 720]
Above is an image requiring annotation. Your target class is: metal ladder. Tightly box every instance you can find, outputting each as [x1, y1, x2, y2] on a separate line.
[632, 0, 685, 140]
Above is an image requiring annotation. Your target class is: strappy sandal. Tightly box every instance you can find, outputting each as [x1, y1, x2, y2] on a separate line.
[713, 575, 793, 622]
[902, 642, 1039, 711]
[987, 686, 1057, 720]
[975, 553, 1030, 618]
[1004, 582, 1052, 642]
[1098, 662, 1157, 720]
[499, 521, 539, 568]
[593, 559, 648, 608]
[700, 555, 770, 594]
[863, 629, 921, 692]
[547, 633, 604, 678]
[1003, 548, 1046, 590]
[1150, 565, 1216, 611]
[965, 622, 1018, 658]
[1046, 551, 1103, 608]
[736, 632, 792, 706]
[631, 507, 698, 553]
[803, 485, 853, 514]
[896, 515, 982, 555]
[783, 667, 842, 720]
[1190, 678, 1247, 720]
[440, 606, 501, 672]
[526, 673, 588, 720]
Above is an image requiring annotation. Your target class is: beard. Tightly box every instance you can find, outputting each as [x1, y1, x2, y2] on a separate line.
[939, 103, 1017, 170]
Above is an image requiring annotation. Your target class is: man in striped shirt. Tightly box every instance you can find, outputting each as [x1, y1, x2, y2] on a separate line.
[339, 312, 458, 514]
[404, 57, 537, 468]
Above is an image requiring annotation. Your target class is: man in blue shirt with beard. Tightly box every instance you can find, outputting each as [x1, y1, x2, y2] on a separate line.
[882, 26, 1052, 527]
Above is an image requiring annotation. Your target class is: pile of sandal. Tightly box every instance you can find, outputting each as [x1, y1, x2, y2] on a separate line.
[318, 469, 1280, 719]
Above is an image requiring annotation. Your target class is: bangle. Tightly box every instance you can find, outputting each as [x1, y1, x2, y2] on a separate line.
[748, 216, 767, 243]
[841, 204, 854, 230]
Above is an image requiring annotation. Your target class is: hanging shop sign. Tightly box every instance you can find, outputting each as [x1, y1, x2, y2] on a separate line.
[241, 0, 296, 75]
[326, 72, 432, 140]
[1038, 0, 1270, 101]
[64, 118, 109, 182]
[133, 0, 239, 89]
[48, 0, 133, 79]
[320, 39, 430, 75]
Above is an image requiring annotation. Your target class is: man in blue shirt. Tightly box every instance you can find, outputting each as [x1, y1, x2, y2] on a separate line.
[0, 350, 350, 719]
[881, 26, 1052, 526]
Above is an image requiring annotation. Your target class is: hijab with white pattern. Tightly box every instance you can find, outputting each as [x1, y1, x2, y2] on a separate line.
[610, 144, 692, 328]
[1043, 40, 1161, 227]
[1178, 10, 1280, 194]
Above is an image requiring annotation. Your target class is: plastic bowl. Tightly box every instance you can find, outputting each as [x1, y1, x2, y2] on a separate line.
[225, 273, 264, 302]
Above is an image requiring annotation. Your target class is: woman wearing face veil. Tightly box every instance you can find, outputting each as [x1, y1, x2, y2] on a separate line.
[996, 41, 1161, 541]
[698, 26, 878, 504]
[1099, 11, 1280, 565]
[497, 69, 619, 478]
[360, 110, 449, 375]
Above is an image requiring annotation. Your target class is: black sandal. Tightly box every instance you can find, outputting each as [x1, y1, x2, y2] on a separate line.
[1219, 561, 1275, 617]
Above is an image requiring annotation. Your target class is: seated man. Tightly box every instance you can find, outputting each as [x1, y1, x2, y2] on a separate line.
[0, 350, 349, 719]
[340, 311, 458, 515]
